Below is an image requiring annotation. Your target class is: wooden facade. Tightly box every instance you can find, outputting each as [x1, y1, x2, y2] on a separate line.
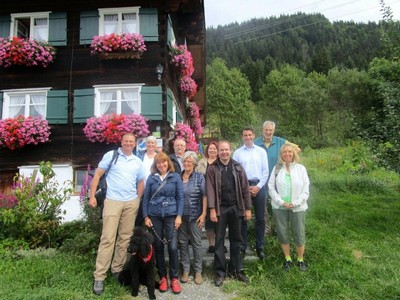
[0, 0, 205, 192]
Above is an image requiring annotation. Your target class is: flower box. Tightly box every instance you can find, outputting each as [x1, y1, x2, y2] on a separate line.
[90, 33, 147, 59]
[0, 115, 51, 150]
[83, 113, 150, 144]
[98, 51, 142, 60]
[0, 37, 56, 68]
[169, 45, 194, 77]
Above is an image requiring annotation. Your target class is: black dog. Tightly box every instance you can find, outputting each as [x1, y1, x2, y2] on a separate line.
[118, 226, 157, 299]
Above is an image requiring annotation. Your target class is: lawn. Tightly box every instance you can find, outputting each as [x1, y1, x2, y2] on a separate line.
[1, 144, 399, 299]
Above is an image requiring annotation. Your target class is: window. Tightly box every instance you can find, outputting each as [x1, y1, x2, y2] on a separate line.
[2, 88, 50, 119]
[11, 12, 50, 42]
[75, 170, 91, 193]
[94, 84, 142, 116]
[98, 7, 139, 35]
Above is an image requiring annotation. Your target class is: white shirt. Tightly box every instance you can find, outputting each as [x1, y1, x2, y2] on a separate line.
[233, 143, 269, 189]
[142, 153, 154, 183]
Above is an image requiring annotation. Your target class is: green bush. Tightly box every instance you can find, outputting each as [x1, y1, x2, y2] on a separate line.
[0, 162, 73, 248]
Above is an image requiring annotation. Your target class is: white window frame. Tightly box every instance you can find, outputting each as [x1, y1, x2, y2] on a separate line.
[10, 12, 51, 42]
[98, 7, 140, 35]
[93, 84, 144, 116]
[2, 88, 51, 119]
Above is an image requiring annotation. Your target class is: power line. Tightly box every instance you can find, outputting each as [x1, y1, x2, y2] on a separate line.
[233, 0, 400, 44]
[225, 0, 364, 40]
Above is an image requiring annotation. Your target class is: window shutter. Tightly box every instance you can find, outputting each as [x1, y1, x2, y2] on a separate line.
[73, 88, 95, 123]
[167, 89, 175, 123]
[49, 12, 67, 46]
[139, 8, 158, 42]
[167, 15, 175, 46]
[80, 11, 99, 45]
[0, 15, 11, 38]
[141, 86, 162, 120]
[47, 90, 68, 124]
[0, 92, 3, 118]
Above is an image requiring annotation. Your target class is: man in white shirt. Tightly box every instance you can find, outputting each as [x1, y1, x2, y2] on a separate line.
[233, 127, 269, 260]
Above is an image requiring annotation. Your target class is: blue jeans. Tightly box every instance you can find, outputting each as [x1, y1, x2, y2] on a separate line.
[151, 216, 179, 279]
[241, 185, 266, 250]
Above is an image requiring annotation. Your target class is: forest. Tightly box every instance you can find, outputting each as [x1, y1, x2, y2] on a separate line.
[204, 1, 400, 172]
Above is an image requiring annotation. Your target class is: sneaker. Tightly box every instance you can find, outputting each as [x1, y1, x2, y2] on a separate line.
[298, 261, 308, 272]
[171, 278, 181, 294]
[214, 275, 224, 287]
[283, 260, 293, 271]
[194, 272, 203, 285]
[159, 276, 168, 292]
[180, 271, 189, 283]
[235, 271, 249, 283]
[207, 245, 215, 253]
[93, 280, 104, 295]
[256, 248, 265, 260]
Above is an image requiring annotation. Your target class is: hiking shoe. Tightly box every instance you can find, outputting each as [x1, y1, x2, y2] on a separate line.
[112, 272, 120, 279]
[283, 260, 293, 271]
[159, 276, 168, 292]
[171, 278, 181, 294]
[256, 248, 265, 260]
[298, 261, 308, 272]
[214, 275, 224, 287]
[194, 272, 203, 285]
[180, 271, 189, 283]
[93, 280, 104, 295]
[207, 245, 215, 253]
[235, 271, 249, 283]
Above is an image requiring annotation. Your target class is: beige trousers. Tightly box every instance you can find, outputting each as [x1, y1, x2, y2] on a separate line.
[93, 197, 140, 280]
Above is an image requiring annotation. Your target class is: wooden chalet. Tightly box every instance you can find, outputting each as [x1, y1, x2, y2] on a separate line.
[0, 0, 206, 194]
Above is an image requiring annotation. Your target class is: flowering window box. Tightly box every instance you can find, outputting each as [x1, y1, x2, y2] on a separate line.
[0, 37, 56, 68]
[83, 113, 149, 144]
[169, 45, 194, 77]
[90, 33, 147, 60]
[0, 115, 51, 150]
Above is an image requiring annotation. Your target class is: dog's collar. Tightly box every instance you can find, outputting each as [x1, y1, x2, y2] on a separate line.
[139, 244, 153, 264]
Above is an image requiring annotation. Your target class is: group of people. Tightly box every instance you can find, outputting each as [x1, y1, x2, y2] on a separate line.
[88, 120, 310, 296]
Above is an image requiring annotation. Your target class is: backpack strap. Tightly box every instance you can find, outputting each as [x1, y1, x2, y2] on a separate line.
[105, 150, 119, 176]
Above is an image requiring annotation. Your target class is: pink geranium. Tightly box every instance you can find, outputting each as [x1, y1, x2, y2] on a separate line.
[180, 76, 198, 99]
[90, 33, 147, 56]
[186, 102, 203, 136]
[0, 37, 56, 68]
[174, 123, 198, 151]
[83, 113, 150, 144]
[169, 45, 194, 77]
[0, 115, 51, 150]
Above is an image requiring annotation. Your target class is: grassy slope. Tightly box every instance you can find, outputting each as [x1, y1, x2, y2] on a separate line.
[1, 145, 399, 299]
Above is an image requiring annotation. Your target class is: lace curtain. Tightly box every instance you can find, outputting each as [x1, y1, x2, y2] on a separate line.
[33, 18, 48, 42]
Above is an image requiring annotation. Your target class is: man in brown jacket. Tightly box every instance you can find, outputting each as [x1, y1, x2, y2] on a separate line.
[206, 141, 252, 287]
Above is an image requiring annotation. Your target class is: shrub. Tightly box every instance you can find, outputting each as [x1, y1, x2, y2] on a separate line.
[0, 162, 73, 248]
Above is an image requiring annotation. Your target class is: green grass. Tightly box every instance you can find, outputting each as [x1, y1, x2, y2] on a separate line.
[1, 145, 400, 299]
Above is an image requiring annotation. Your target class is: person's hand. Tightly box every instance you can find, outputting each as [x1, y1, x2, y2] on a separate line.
[88, 197, 97, 208]
[196, 214, 206, 229]
[249, 186, 260, 197]
[245, 209, 252, 221]
[175, 215, 182, 229]
[210, 209, 218, 222]
[144, 217, 153, 228]
[283, 202, 294, 209]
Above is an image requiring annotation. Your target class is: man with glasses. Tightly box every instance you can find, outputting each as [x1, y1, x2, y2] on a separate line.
[169, 138, 186, 174]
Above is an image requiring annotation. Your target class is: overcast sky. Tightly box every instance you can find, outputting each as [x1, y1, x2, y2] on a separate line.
[205, 0, 400, 28]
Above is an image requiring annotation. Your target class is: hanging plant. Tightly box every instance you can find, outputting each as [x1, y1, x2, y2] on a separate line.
[169, 44, 194, 77]
[180, 76, 198, 98]
[0, 115, 51, 150]
[186, 102, 203, 136]
[83, 113, 150, 144]
[174, 123, 198, 151]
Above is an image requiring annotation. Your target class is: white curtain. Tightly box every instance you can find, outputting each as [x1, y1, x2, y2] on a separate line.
[9, 95, 25, 117]
[100, 92, 114, 114]
[30, 94, 46, 117]
[33, 18, 47, 41]
[122, 13, 136, 33]
[122, 90, 136, 113]
[104, 14, 118, 34]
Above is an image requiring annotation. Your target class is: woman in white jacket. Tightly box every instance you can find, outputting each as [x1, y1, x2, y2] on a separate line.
[268, 144, 310, 271]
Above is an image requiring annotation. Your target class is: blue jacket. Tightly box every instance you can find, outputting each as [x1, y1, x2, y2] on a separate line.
[182, 171, 206, 222]
[142, 172, 184, 218]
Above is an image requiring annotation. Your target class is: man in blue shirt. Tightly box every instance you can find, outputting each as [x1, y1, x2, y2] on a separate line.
[254, 121, 300, 235]
[233, 127, 269, 260]
[89, 133, 145, 295]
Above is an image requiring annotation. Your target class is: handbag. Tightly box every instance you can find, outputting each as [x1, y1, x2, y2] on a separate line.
[94, 150, 119, 207]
